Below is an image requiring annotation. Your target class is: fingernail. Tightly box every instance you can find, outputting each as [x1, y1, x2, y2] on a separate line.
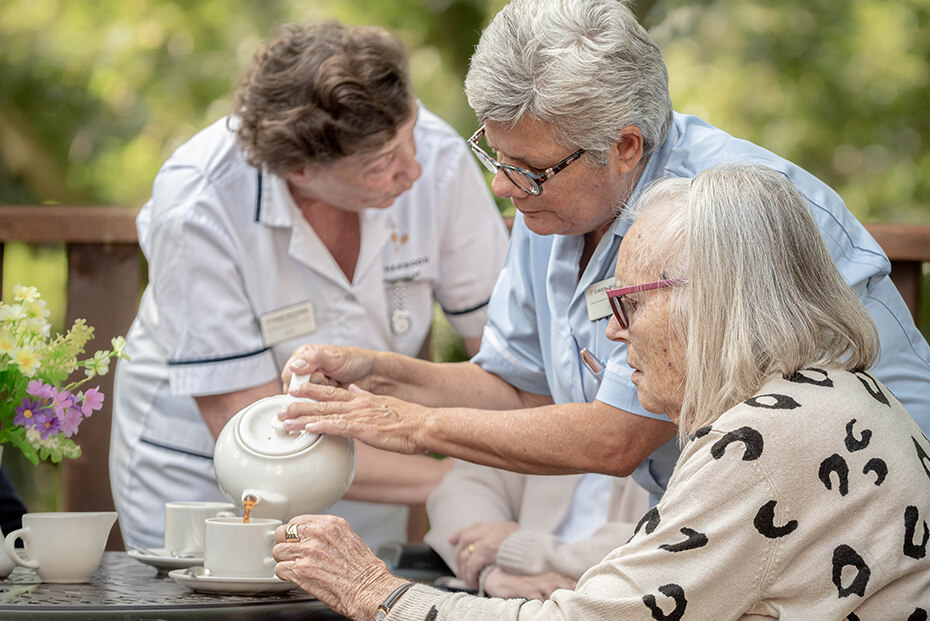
[292, 359, 308, 370]
[277, 409, 287, 419]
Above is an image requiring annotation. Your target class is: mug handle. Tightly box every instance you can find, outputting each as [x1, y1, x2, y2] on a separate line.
[4, 528, 38, 569]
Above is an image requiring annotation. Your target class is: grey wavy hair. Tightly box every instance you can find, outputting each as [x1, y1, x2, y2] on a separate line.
[626, 163, 879, 437]
[465, 0, 673, 166]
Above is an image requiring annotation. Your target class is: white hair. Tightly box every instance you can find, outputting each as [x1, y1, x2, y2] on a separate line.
[465, 0, 673, 166]
[629, 164, 879, 437]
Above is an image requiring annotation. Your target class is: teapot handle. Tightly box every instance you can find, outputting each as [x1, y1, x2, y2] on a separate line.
[288, 373, 311, 393]
[272, 373, 316, 437]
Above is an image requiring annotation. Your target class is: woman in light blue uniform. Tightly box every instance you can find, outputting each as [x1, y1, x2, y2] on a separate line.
[274, 0, 930, 514]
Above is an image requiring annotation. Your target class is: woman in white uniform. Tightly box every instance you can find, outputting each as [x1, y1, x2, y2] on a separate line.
[109, 20, 508, 552]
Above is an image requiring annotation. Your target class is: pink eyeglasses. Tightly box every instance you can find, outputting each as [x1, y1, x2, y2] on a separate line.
[605, 278, 687, 329]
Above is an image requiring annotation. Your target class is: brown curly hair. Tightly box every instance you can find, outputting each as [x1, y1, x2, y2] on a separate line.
[234, 21, 413, 175]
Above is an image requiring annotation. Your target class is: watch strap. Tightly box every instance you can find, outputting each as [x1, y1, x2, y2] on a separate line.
[375, 581, 415, 620]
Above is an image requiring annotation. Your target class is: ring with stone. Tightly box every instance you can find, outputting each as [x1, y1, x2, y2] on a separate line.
[285, 523, 301, 542]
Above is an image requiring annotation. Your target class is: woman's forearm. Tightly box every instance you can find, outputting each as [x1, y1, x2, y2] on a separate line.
[285, 379, 674, 477]
[419, 401, 676, 477]
[369, 354, 540, 411]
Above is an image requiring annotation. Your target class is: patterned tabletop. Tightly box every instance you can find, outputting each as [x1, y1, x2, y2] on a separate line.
[0, 551, 348, 619]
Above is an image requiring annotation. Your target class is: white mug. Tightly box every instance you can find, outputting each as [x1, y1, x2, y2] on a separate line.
[4, 512, 118, 583]
[164, 501, 236, 557]
[203, 517, 280, 578]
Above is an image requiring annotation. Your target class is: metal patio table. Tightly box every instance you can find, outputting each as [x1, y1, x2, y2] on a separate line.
[0, 551, 349, 620]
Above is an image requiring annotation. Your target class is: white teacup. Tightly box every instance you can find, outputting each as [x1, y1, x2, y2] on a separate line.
[164, 501, 236, 557]
[203, 517, 281, 578]
[4, 511, 118, 583]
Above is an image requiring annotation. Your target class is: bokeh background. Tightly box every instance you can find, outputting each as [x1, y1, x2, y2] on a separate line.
[2, 0, 929, 512]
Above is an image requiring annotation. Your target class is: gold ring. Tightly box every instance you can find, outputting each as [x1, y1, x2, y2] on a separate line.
[467, 543, 475, 554]
[285, 523, 301, 542]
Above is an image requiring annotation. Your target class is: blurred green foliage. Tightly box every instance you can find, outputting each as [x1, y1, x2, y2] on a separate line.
[654, 0, 930, 224]
[1, 0, 928, 510]
[1, 0, 928, 222]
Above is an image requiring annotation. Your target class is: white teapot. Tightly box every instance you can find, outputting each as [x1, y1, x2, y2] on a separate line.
[213, 374, 355, 521]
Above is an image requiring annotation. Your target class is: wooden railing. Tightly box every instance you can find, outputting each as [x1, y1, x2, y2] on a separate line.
[864, 223, 930, 321]
[1, 206, 928, 552]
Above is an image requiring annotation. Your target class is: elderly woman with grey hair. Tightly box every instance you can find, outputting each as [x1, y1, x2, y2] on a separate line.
[273, 164, 930, 619]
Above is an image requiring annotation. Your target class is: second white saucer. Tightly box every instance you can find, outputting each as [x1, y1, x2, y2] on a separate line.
[128, 547, 203, 571]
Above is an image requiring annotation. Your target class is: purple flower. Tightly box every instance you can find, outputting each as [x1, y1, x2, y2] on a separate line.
[35, 411, 61, 439]
[52, 389, 74, 416]
[58, 406, 84, 438]
[80, 387, 104, 417]
[27, 379, 55, 399]
[14, 399, 43, 427]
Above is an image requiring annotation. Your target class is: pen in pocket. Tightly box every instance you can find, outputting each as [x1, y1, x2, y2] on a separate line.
[579, 347, 605, 384]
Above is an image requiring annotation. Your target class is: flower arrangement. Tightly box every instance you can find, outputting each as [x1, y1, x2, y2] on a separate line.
[0, 284, 128, 464]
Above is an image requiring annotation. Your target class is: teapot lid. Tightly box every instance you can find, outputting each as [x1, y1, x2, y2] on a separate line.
[235, 394, 321, 457]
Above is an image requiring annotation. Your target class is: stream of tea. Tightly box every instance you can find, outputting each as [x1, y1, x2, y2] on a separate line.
[242, 494, 257, 523]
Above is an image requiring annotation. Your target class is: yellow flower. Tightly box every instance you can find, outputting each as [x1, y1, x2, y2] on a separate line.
[0, 329, 15, 357]
[0, 304, 25, 322]
[84, 350, 111, 379]
[12, 345, 41, 377]
[13, 285, 40, 304]
[25, 316, 51, 339]
[111, 336, 127, 358]
[23, 298, 50, 321]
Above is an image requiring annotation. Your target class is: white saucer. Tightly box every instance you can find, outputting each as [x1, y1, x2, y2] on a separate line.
[168, 567, 299, 595]
[128, 547, 203, 571]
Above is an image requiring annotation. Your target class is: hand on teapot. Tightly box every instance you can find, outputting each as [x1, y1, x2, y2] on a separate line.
[282, 345, 378, 392]
[213, 383, 356, 521]
[277, 383, 427, 456]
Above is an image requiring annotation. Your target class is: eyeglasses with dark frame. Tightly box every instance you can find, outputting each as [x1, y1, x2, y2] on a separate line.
[606, 278, 687, 329]
[467, 125, 585, 196]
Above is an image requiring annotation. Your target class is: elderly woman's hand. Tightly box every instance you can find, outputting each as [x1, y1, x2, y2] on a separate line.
[449, 521, 519, 588]
[281, 344, 377, 392]
[273, 514, 410, 620]
[277, 383, 428, 455]
[482, 566, 576, 600]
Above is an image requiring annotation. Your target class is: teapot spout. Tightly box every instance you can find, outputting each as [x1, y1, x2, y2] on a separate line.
[241, 489, 291, 521]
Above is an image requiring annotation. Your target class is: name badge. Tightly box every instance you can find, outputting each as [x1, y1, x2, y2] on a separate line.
[259, 301, 316, 347]
[584, 277, 616, 321]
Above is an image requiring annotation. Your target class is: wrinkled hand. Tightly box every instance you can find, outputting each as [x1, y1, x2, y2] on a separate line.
[449, 522, 519, 588]
[273, 514, 408, 620]
[482, 567, 576, 600]
[278, 383, 427, 455]
[282, 344, 377, 392]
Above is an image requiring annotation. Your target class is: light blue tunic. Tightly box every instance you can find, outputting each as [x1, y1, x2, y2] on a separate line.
[473, 112, 930, 502]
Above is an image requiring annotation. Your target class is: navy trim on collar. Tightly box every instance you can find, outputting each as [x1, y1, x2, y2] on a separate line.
[167, 347, 269, 366]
